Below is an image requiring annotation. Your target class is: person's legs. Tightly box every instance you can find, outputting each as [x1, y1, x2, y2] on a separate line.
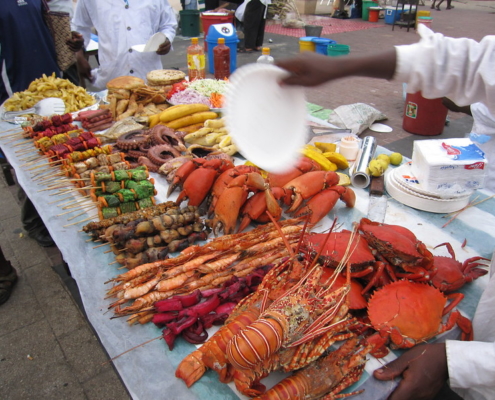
[0, 246, 17, 306]
[435, 0, 444, 9]
[255, 11, 267, 50]
[243, 0, 264, 51]
[18, 188, 54, 247]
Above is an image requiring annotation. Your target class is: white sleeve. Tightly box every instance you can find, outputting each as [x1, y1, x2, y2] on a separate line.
[446, 340, 495, 399]
[70, 0, 93, 48]
[158, 1, 178, 45]
[394, 25, 495, 113]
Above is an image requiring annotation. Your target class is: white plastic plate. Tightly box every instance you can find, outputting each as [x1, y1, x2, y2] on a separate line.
[385, 168, 470, 213]
[144, 32, 166, 52]
[131, 32, 166, 53]
[224, 64, 307, 173]
[369, 123, 393, 133]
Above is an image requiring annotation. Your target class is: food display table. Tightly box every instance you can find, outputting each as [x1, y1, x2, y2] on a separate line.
[1, 117, 494, 400]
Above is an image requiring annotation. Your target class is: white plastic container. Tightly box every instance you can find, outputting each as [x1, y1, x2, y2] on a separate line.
[339, 135, 360, 162]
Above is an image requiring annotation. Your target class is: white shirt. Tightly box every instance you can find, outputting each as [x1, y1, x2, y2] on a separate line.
[71, 0, 178, 90]
[395, 24, 495, 114]
[395, 26, 495, 400]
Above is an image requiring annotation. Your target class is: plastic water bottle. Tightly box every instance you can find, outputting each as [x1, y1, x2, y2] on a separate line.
[187, 37, 205, 80]
[256, 47, 274, 64]
[213, 38, 230, 80]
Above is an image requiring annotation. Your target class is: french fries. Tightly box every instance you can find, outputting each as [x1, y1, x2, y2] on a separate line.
[3, 73, 95, 112]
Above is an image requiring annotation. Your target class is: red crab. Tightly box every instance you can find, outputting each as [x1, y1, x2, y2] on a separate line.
[366, 280, 472, 358]
[432, 243, 490, 293]
[358, 218, 436, 282]
[302, 230, 376, 274]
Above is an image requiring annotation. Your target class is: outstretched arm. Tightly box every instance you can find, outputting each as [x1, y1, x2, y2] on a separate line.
[276, 50, 397, 87]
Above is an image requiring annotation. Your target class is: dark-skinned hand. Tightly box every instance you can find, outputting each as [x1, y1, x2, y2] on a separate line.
[76, 51, 93, 81]
[373, 343, 449, 400]
[156, 38, 172, 55]
[67, 31, 85, 52]
[276, 52, 342, 87]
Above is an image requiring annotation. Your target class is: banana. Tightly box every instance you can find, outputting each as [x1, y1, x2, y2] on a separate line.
[299, 147, 337, 171]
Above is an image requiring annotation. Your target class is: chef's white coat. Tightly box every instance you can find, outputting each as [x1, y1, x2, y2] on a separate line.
[395, 25, 495, 400]
[72, 0, 177, 90]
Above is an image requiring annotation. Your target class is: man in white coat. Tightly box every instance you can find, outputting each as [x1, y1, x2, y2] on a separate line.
[70, 0, 178, 90]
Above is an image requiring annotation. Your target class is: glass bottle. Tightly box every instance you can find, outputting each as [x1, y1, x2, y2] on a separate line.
[256, 47, 274, 64]
[213, 38, 230, 80]
[187, 37, 206, 80]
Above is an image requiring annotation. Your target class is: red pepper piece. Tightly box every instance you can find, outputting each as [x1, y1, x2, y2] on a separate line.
[178, 295, 220, 319]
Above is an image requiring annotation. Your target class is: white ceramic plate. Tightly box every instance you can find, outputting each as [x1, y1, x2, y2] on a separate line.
[224, 64, 307, 173]
[369, 123, 393, 133]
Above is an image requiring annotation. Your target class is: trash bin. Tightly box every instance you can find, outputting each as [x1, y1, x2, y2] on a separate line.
[304, 25, 323, 37]
[368, 7, 382, 22]
[201, 12, 235, 49]
[312, 38, 336, 55]
[362, 0, 377, 21]
[299, 37, 317, 52]
[180, 10, 200, 37]
[205, 23, 238, 75]
[403, 91, 448, 136]
[327, 43, 350, 57]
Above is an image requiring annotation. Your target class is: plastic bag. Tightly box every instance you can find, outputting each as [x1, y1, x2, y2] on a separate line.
[327, 103, 387, 135]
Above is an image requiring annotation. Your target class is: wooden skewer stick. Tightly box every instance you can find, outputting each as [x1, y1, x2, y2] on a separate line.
[32, 169, 58, 181]
[19, 155, 41, 163]
[12, 139, 33, 148]
[56, 204, 94, 217]
[0, 131, 24, 140]
[49, 186, 101, 196]
[48, 195, 76, 204]
[0, 127, 24, 135]
[63, 216, 94, 228]
[103, 336, 162, 364]
[26, 159, 62, 171]
[67, 209, 95, 222]
[57, 195, 90, 207]
[93, 242, 110, 249]
[4, 136, 28, 145]
[108, 260, 119, 265]
[37, 175, 65, 186]
[15, 147, 37, 156]
[62, 201, 94, 210]
[442, 194, 495, 228]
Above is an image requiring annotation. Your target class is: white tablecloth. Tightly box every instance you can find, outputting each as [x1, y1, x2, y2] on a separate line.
[1, 119, 494, 400]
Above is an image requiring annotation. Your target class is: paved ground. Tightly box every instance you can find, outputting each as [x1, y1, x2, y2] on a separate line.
[0, 1, 494, 399]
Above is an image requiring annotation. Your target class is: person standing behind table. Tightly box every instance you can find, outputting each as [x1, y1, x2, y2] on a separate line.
[240, 0, 271, 53]
[276, 24, 495, 400]
[1, 0, 62, 248]
[0, 0, 60, 103]
[69, 0, 178, 91]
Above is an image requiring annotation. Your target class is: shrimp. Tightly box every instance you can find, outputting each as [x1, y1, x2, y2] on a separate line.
[155, 270, 197, 292]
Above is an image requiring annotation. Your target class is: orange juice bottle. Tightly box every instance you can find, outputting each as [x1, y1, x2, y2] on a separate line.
[187, 37, 206, 80]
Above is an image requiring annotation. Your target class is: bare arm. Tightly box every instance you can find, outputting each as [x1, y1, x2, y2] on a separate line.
[276, 50, 397, 87]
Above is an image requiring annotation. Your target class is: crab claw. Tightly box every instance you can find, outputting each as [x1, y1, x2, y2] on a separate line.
[293, 186, 355, 225]
[284, 171, 340, 213]
[211, 186, 249, 235]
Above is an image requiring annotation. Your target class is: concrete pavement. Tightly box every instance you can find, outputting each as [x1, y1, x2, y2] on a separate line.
[0, 1, 493, 398]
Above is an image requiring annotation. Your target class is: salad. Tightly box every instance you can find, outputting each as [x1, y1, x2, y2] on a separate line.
[166, 79, 227, 108]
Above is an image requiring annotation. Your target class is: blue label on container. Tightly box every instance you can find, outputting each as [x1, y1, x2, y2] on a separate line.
[441, 142, 485, 161]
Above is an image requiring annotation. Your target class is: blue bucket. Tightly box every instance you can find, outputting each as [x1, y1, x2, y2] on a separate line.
[312, 38, 337, 55]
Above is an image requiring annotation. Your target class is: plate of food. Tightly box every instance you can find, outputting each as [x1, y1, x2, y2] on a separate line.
[224, 63, 307, 173]
[1, 73, 96, 123]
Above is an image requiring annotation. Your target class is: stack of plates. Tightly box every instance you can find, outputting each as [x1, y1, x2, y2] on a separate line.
[385, 162, 471, 213]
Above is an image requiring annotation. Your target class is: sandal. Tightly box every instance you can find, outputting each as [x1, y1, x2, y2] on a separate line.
[0, 267, 18, 306]
[238, 48, 254, 54]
